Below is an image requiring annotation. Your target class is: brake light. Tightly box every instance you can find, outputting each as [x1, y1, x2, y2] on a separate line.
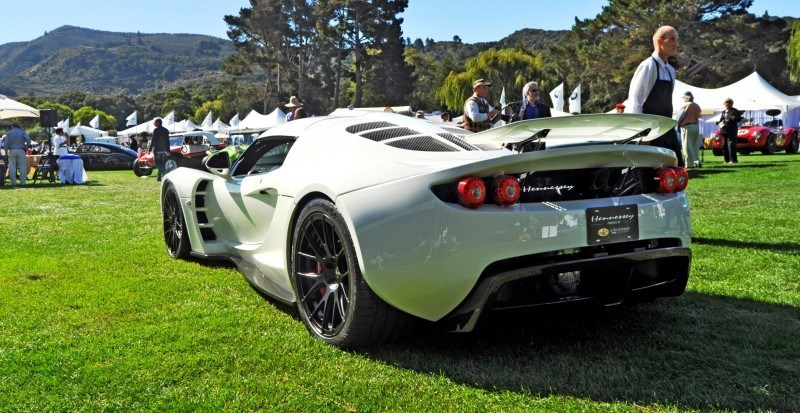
[672, 167, 689, 191]
[655, 167, 677, 193]
[457, 176, 486, 208]
[493, 175, 521, 206]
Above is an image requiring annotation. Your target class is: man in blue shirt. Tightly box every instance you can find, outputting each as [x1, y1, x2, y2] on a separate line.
[2, 122, 31, 185]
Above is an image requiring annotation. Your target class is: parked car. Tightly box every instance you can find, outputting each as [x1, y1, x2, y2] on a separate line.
[133, 131, 226, 176]
[74, 142, 138, 171]
[711, 109, 799, 155]
[160, 112, 692, 347]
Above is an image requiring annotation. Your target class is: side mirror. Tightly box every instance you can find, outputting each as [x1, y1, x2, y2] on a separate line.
[204, 150, 231, 178]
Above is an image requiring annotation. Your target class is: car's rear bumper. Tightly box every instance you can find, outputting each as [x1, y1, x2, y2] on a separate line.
[440, 244, 691, 332]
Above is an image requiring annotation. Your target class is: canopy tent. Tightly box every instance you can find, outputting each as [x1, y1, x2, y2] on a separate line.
[174, 119, 200, 132]
[69, 123, 109, 138]
[0, 95, 39, 119]
[235, 108, 286, 130]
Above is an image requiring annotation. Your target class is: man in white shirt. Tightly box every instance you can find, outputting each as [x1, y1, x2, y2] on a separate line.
[463, 79, 501, 132]
[626, 26, 685, 167]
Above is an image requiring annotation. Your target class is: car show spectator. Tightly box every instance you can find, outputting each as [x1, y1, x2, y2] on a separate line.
[129, 136, 139, 153]
[416, 110, 425, 119]
[717, 98, 743, 164]
[151, 118, 170, 181]
[293, 106, 308, 120]
[51, 128, 69, 157]
[615, 103, 625, 113]
[626, 25, 685, 167]
[677, 91, 702, 168]
[284, 96, 303, 122]
[2, 122, 31, 185]
[463, 79, 501, 132]
[518, 81, 552, 120]
[440, 112, 451, 122]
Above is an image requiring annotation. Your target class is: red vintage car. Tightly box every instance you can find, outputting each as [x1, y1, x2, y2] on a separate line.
[711, 109, 799, 156]
[133, 131, 226, 176]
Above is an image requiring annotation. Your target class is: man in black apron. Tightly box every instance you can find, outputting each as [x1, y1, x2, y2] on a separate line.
[626, 26, 685, 167]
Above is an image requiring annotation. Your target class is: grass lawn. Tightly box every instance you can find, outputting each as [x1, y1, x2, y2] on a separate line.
[1, 151, 798, 412]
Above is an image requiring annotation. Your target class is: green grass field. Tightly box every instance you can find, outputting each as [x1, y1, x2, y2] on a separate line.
[1, 152, 798, 412]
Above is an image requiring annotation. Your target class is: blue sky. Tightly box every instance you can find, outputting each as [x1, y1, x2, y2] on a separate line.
[0, 0, 795, 45]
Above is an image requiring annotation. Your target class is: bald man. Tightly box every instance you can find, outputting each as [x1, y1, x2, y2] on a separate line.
[626, 25, 685, 167]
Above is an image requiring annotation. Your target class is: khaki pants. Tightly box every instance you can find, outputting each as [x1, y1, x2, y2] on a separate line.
[680, 124, 701, 167]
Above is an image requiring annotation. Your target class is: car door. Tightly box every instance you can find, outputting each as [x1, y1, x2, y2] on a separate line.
[206, 137, 295, 246]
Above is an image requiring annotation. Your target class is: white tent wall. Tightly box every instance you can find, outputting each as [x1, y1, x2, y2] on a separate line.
[674, 72, 800, 139]
[236, 108, 286, 130]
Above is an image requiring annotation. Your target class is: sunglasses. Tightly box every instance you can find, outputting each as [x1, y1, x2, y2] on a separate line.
[529, 88, 540, 93]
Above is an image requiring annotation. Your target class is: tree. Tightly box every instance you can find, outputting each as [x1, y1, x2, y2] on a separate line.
[788, 20, 800, 82]
[453, 35, 462, 43]
[73, 106, 116, 130]
[437, 48, 543, 113]
[544, 0, 758, 112]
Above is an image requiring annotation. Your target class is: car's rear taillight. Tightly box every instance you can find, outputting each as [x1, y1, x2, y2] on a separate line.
[655, 167, 678, 193]
[672, 167, 688, 191]
[492, 175, 521, 206]
[457, 176, 486, 208]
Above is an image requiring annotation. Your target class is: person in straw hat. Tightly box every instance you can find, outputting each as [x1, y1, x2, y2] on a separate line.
[284, 96, 303, 122]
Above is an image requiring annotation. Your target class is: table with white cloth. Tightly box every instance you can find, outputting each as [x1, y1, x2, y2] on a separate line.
[56, 154, 88, 184]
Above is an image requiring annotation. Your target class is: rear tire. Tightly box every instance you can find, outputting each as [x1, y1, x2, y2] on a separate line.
[162, 183, 191, 259]
[290, 198, 412, 348]
[787, 132, 799, 154]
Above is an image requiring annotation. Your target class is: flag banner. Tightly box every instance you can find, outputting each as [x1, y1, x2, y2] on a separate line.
[126, 111, 137, 126]
[89, 115, 100, 129]
[230, 113, 240, 127]
[550, 83, 565, 112]
[568, 84, 581, 114]
[163, 111, 175, 125]
[202, 111, 213, 129]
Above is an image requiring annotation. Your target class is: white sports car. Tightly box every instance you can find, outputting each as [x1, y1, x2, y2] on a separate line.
[161, 111, 691, 347]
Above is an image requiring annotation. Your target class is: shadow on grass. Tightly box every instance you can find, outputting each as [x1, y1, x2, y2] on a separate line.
[365, 293, 799, 412]
[0, 181, 104, 189]
[692, 236, 800, 254]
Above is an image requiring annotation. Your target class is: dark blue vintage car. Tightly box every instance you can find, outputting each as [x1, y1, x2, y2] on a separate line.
[74, 142, 138, 171]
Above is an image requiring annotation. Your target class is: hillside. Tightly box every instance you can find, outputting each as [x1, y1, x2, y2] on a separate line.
[0, 25, 234, 97]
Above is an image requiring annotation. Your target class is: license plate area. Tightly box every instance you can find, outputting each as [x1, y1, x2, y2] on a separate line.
[586, 205, 639, 245]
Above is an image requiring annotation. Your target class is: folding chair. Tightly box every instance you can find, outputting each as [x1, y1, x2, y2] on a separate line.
[32, 154, 58, 184]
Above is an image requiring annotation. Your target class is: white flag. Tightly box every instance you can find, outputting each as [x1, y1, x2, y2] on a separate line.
[126, 111, 137, 126]
[229, 112, 240, 128]
[550, 83, 565, 113]
[494, 87, 508, 128]
[89, 115, 100, 129]
[201, 111, 213, 130]
[57, 118, 69, 129]
[162, 111, 175, 125]
[568, 84, 581, 114]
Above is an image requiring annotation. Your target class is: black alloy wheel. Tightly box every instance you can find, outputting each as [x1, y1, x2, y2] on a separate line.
[291, 199, 411, 347]
[162, 183, 190, 259]
[788, 133, 800, 154]
[132, 159, 153, 176]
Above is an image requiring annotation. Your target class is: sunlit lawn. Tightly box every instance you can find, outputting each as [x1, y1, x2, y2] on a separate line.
[0, 151, 798, 412]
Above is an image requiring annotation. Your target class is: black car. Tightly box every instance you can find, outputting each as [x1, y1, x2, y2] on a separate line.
[74, 142, 138, 171]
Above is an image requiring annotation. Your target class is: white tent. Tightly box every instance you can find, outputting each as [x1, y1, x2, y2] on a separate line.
[236, 108, 286, 130]
[173, 119, 200, 132]
[0, 94, 39, 119]
[674, 72, 800, 137]
[117, 119, 155, 136]
[330, 106, 413, 116]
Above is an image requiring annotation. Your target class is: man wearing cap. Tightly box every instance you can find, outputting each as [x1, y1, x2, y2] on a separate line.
[150, 118, 170, 182]
[615, 103, 626, 113]
[285, 96, 303, 122]
[677, 91, 702, 167]
[626, 26, 685, 167]
[2, 122, 31, 185]
[463, 79, 501, 132]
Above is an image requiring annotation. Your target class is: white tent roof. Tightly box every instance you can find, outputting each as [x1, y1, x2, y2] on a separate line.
[0, 95, 39, 119]
[236, 108, 286, 130]
[673, 72, 800, 113]
[69, 123, 108, 138]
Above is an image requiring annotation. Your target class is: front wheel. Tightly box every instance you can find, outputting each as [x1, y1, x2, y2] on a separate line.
[761, 134, 777, 155]
[164, 155, 179, 172]
[132, 159, 153, 176]
[162, 183, 191, 259]
[290, 199, 411, 348]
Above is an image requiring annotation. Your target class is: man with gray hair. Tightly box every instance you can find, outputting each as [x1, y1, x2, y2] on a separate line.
[626, 25, 684, 167]
[2, 122, 31, 185]
[518, 81, 551, 120]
